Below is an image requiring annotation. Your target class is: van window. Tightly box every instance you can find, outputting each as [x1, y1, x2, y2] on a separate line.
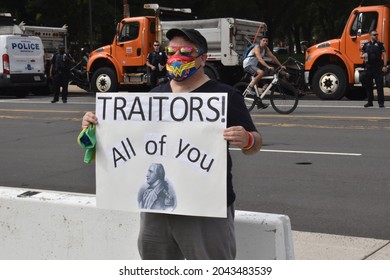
[350, 12, 378, 36]
[119, 22, 140, 42]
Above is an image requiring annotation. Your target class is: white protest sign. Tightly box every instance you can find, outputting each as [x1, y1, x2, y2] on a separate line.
[95, 92, 227, 218]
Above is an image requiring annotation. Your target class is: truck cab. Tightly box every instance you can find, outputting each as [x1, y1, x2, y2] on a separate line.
[87, 16, 155, 92]
[305, 5, 390, 100]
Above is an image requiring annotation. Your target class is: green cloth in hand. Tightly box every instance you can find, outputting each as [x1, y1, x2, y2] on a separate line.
[77, 125, 96, 163]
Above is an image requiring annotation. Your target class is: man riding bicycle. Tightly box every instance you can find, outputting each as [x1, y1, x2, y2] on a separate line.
[243, 35, 286, 108]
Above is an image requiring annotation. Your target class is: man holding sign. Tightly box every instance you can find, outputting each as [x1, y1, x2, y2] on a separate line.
[82, 28, 262, 260]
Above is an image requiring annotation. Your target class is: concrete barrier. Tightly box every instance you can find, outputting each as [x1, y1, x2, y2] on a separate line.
[0, 186, 294, 260]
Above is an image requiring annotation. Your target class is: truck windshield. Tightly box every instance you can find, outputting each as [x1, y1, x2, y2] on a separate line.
[350, 12, 378, 36]
[118, 22, 140, 42]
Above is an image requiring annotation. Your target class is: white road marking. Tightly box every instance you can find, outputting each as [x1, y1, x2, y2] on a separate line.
[229, 148, 362, 156]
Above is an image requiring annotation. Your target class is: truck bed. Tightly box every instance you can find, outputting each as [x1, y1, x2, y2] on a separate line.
[161, 18, 266, 66]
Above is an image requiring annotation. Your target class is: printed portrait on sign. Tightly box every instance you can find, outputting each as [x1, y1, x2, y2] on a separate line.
[137, 163, 177, 211]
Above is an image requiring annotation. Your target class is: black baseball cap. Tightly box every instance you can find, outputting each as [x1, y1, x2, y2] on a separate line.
[166, 28, 208, 54]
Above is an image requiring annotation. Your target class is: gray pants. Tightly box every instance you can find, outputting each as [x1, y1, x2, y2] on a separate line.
[138, 205, 236, 260]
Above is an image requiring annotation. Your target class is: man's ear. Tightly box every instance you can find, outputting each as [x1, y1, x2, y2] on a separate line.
[200, 54, 207, 67]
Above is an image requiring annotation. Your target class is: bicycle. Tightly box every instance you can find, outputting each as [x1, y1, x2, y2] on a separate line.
[234, 60, 300, 114]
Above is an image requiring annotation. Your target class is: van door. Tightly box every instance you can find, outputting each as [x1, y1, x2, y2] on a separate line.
[8, 35, 45, 78]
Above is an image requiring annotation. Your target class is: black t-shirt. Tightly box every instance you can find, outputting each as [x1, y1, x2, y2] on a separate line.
[151, 80, 258, 206]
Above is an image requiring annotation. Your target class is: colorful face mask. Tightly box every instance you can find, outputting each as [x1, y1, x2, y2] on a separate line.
[166, 54, 198, 81]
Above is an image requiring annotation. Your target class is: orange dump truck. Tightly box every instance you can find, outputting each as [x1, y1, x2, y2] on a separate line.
[305, 5, 390, 100]
[83, 4, 266, 92]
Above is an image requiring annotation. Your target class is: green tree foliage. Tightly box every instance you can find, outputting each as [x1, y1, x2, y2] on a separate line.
[1, 0, 390, 54]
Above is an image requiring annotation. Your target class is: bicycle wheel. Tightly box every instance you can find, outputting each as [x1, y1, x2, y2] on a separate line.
[243, 94, 257, 112]
[270, 79, 299, 114]
[233, 81, 256, 111]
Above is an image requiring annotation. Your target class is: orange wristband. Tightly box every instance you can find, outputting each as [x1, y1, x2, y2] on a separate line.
[243, 131, 255, 150]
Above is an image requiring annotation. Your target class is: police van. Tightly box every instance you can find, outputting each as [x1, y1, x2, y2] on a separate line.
[0, 34, 46, 96]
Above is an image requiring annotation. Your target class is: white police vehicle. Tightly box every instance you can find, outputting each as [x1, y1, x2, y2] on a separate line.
[0, 34, 46, 96]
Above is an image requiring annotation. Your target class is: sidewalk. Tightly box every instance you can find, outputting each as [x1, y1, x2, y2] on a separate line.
[293, 231, 390, 260]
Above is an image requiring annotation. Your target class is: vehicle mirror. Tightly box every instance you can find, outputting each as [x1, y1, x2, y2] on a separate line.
[116, 23, 121, 42]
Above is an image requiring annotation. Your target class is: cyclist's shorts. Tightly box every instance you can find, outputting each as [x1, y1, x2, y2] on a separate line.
[244, 65, 259, 76]
[244, 64, 270, 76]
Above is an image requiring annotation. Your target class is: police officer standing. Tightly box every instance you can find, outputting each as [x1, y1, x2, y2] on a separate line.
[361, 30, 387, 108]
[146, 41, 168, 89]
[50, 44, 74, 103]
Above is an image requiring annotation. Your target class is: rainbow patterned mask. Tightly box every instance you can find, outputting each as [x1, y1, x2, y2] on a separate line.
[166, 54, 198, 81]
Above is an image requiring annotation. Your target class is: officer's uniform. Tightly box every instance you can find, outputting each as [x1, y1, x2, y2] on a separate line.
[362, 40, 385, 106]
[147, 50, 167, 88]
[51, 48, 73, 103]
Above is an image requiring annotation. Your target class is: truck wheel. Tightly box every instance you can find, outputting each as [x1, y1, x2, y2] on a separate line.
[312, 65, 347, 100]
[204, 64, 218, 81]
[91, 67, 118, 93]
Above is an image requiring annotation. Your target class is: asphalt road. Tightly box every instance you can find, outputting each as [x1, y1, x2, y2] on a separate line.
[0, 90, 389, 240]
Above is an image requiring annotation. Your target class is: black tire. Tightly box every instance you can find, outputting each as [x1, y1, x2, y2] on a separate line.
[31, 85, 51, 96]
[243, 94, 257, 112]
[204, 65, 218, 81]
[270, 79, 299, 114]
[233, 81, 256, 111]
[312, 65, 347, 100]
[91, 67, 118, 93]
[15, 90, 27, 98]
[344, 87, 367, 100]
